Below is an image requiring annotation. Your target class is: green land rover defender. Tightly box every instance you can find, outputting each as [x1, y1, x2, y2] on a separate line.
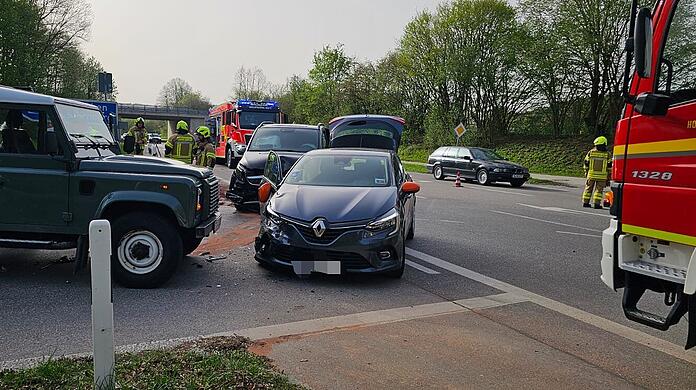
[0, 86, 221, 288]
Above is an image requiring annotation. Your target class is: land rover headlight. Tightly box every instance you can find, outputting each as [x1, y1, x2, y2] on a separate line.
[196, 186, 203, 212]
[365, 208, 400, 237]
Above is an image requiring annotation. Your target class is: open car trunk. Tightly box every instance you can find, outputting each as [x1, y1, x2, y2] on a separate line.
[328, 115, 404, 152]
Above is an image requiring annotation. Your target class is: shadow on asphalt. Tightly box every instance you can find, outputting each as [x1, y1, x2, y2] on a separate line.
[438, 177, 575, 193]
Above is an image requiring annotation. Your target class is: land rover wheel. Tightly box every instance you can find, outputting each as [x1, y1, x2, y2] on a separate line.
[111, 212, 182, 288]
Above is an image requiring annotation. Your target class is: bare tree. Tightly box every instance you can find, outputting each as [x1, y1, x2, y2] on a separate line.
[233, 66, 269, 100]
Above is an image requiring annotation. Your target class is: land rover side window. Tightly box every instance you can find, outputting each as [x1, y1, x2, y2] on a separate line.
[658, 0, 696, 105]
[0, 107, 58, 155]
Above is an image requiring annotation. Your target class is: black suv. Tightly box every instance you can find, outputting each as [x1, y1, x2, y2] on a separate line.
[427, 146, 530, 187]
[226, 124, 322, 210]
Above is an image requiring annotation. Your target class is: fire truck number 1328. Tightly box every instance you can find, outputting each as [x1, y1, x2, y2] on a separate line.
[631, 171, 673, 181]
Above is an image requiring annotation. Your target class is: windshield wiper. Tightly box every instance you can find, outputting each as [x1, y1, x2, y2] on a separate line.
[70, 133, 102, 157]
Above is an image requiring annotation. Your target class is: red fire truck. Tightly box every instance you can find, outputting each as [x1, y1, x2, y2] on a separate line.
[601, 0, 696, 349]
[208, 100, 284, 168]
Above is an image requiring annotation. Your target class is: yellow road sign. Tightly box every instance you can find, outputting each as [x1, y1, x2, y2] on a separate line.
[454, 123, 466, 138]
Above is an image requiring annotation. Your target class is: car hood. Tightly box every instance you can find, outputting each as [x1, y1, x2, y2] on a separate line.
[79, 155, 210, 178]
[240, 151, 303, 172]
[487, 160, 526, 169]
[271, 184, 397, 224]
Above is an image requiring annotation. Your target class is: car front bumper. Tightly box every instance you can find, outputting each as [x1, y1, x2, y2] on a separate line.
[195, 212, 222, 238]
[489, 172, 530, 182]
[225, 172, 262, 206]
[254, 217, 404, 274]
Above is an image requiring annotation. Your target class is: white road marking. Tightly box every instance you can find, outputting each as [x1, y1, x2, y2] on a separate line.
[491, 210, 603, 233]
[416, 195, 427, 200]
[405, 247, 696, 365]
[406, 260, 440, 274]
[556, 231, 602, 238]
[416, 218, 466, 225]
[418, 180, 433, 183]
[473, 187, 535, 197]
[0, 293, 526, 370]
[518, 203, 611, 218]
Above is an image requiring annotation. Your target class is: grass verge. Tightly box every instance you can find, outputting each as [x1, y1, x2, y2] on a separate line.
[402, 162, 429, 174]
[0, 337, 303, 390]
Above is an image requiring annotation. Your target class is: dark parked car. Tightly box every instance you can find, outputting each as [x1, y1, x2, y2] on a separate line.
[255, 149, 419, 278]
[226, 124, 323, 210]
[427, 146, 530, 187]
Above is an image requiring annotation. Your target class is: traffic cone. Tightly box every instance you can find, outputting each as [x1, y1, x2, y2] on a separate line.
[454, 171, 462, 188]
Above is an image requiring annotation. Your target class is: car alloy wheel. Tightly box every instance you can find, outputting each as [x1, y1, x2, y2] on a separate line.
[433, 165, 444, 180]
[477, 169, 489, 185]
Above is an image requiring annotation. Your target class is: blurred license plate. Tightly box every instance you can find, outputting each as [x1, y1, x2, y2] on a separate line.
[512, 174, 524, 179]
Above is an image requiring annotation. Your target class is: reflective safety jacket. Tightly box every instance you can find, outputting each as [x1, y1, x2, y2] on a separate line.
[584, 148, 611, 180]
[165, 133, 195, 164]
[127, 126, 148, 146]
[195, 142, 216, 169]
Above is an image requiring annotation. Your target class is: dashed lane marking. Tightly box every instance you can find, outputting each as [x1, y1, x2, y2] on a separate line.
[518, 203, 611, 218]
[491, 210, 603, 233]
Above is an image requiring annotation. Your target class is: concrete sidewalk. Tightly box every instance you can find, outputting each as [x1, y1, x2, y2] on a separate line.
[252, 300, 696, 390]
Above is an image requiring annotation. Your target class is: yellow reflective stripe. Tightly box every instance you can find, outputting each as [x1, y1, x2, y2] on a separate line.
[623, 224, 696, 247]
[615, 138, 696, 156]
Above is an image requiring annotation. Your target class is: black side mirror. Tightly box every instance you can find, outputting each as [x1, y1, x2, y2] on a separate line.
[635, 8, 653, 79]
[464, 156, 472, 161]
[45, 131, 59, 155]
[263, 151, 283, 188]
[634, 93, 670, 116]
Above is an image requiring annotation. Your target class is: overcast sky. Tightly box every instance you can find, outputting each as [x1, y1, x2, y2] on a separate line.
[83, 0, 443, 104]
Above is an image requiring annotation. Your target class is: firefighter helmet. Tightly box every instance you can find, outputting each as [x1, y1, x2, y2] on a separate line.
[176, 120, 189, 131]
[135, 117, 145, 125]
[594, 136, 608, 146]
[196, 126, 211, 138]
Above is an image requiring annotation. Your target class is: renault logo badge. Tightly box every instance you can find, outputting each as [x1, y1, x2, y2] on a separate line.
[312, 219, 327, 238]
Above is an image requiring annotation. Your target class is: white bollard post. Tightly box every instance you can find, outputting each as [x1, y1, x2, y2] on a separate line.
[89, 220, 114, 388]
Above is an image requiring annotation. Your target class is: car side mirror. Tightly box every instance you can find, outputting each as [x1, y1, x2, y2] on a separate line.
[634, 93, 670, 116]
[401, 182, 420, 194]
[45, 131, 59, 155]
[634, 7, 653, 79]
[263, 151, 283, 188]
[258, 182, 273, 203]
[463, 156, 472, 161]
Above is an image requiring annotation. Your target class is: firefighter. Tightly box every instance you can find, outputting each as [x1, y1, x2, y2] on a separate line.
[164, 120, 195, 164]
[127, 117, 149, 155]
[582, 136, 612, 209]
[194, 126, 216, 169]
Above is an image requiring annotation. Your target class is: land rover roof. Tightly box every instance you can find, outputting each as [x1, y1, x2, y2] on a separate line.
[0, 85, 99, 111]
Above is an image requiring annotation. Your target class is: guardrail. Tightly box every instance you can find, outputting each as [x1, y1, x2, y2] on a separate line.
[118, 103, 208, 117]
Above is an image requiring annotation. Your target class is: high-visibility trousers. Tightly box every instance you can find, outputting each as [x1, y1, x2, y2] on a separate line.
[583, 179, 607, 205]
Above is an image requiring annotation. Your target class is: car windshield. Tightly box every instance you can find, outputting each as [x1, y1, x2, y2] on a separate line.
[285, 154, 391, 187]
[239, 111, 278, 129]
[248, 127, 319, 152]
[472, 148, 505, 161]
[56, 104, 114, 145]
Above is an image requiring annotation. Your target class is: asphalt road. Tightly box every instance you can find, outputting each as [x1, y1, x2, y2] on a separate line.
[1, 165, 693, 378]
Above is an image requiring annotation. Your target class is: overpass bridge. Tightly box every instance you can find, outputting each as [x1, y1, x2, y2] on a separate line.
[117, 103, 209, 137]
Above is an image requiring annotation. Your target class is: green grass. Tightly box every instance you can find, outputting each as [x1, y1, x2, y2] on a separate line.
[402, 162, 429, 174]
[0, 337, 303, 390]
[399, 138, 592, 177]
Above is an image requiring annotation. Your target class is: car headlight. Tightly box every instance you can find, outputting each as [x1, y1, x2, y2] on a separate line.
[235, 165, 246, 180]
[493, 168, 510, 173]
[263, 204, 283, 231]
[365, 208, 400, 237]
